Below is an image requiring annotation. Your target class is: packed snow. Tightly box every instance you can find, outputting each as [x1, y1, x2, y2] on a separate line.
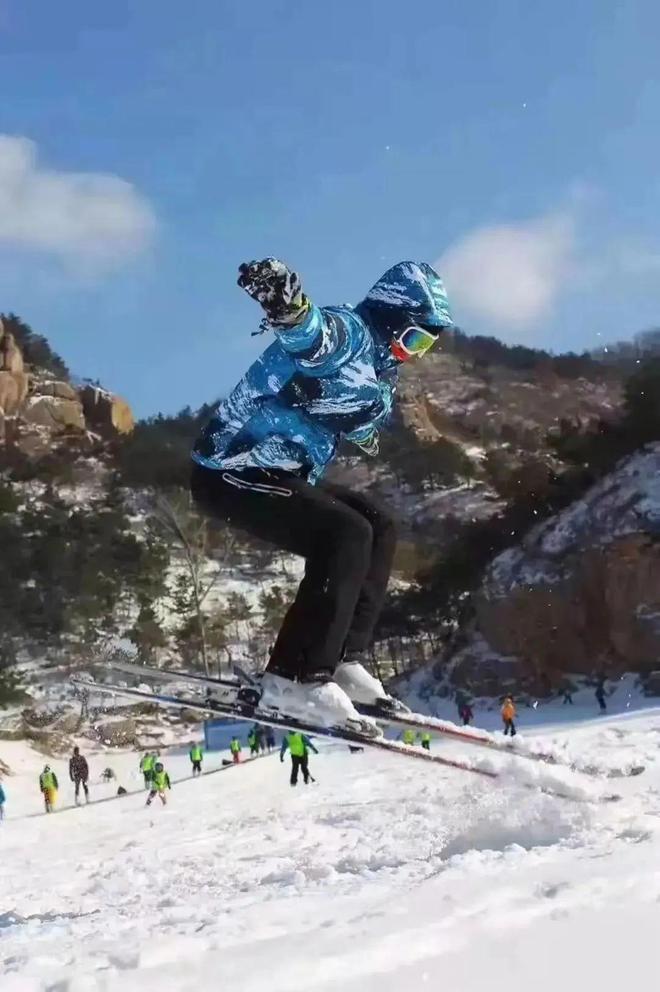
[3, 703, 660, 991]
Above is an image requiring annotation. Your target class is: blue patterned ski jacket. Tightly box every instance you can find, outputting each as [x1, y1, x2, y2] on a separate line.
[192, 261, 451, 483]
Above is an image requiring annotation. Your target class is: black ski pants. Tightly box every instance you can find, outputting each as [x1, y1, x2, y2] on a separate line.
[290, 754, 310, 785]
[73, 777, 89, 800]
[190, 464, 397, 680]
[503, 719, 516, 737]
[191, 760, 202, 776]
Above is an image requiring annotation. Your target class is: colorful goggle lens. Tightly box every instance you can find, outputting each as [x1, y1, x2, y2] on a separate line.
[396, 325, 439, 357]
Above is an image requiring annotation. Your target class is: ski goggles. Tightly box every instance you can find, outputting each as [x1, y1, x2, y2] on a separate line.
[391, 324, 439, 360]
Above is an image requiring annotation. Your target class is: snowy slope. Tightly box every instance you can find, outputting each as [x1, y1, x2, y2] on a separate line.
[3, 707, 660, 991]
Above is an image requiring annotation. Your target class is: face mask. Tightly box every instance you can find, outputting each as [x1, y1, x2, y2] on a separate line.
[390, 324, 439, 362]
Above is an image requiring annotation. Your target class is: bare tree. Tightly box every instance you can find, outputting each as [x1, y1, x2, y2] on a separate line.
[155, 492, 232, 676]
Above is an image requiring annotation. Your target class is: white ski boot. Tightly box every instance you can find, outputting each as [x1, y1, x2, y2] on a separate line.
[258, 672, 381, 738]
[333, 659, 410, 714]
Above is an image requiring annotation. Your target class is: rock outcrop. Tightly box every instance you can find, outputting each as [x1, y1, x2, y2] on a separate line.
[0, 319, 30, 415]
[79, 384, 135, 436]
[0, 327, 135, 456]
[443, 444, 660, 693]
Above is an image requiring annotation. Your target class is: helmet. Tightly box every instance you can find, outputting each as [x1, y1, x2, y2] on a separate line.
[155, 762, 164, 772]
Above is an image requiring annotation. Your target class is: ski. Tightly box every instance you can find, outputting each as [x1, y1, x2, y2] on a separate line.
[72, 677, 620, 804]
[104, 661, 643, 780]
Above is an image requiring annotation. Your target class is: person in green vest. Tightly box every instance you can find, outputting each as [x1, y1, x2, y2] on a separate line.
[420, 731, 431, 751]
[189, 742, 203, 777]
[402, 728, 416, 747]
[230, 736, 242, 764]
[39, 765, 58, 813]
[146, 761, 171, 806]
[139, 752, 156, 789]
[248, 726, 260, 757]
[280, 731, 318, 786]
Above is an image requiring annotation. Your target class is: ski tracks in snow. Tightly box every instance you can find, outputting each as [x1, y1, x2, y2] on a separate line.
[2, 715, 660, 991]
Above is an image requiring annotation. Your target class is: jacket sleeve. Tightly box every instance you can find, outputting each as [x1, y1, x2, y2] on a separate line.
[280, 737, 289, 758]
[69, 759, 74, 781]
[53, 774, 59, 789]
[304, 736, 318, 754]
[273, 305, 349, 378]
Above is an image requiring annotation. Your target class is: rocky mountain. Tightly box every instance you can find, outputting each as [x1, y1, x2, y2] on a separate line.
[0, 315, 134, 462]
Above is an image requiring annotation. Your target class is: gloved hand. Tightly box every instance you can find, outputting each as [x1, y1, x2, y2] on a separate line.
[280, 754, 284, 763]
[237, 258, 309, 326]
[351, 431, 379, 457]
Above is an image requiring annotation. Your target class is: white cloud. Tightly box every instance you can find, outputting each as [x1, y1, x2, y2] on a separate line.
[0, 135, 156, 272]
[438, 212, 575, 330]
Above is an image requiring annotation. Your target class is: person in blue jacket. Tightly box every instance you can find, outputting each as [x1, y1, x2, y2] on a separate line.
[191, 258, 452, 732]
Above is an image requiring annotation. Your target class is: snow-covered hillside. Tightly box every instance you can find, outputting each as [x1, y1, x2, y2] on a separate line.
[3, 704, 660, 991]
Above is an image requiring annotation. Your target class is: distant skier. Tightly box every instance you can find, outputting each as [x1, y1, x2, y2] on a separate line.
[39, 765, 58, 813]
[459, 702, 474, 726]
[280, 731, 318, 786]
[69, 746, 90, 805]
[501, 697, 517, 737]
[248, 727, 259, 757]
[265, 729, 276, 753]
[139, 752, 155, 789]
[190, 258, 452, 733]
[420, 731, 431, 751]
[257, 725, 267, 753]
[0, 780, 5, 821]
[146, 761, 171, 806]
[595, 683, 607, 713]
[230, 736, 242, 763]
[189, 742, 203, 777]
[562, 688, 574, 705]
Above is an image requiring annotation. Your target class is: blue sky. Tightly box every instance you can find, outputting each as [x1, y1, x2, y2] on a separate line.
[1, 0, 660, 417]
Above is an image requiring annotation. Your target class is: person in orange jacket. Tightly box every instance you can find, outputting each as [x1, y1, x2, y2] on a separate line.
[501, 696, 516, 737]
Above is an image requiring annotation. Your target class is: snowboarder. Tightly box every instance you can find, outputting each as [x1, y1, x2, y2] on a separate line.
[265, 729, 276, 753]
[420, 731, 431, 751]
[0, 780, 5, 821]
[39, 765, 58, 813]
[230, 736, 242, 763]
[501, 697, 517, 737]
[189, 742, 203, 777]
[69, 746, 90, 805]
[139, 752, 155, 789]
[146, 761, 171, 806]
[460, 702, 474, 726]
[280, 731, 318, 786]
[190, 258, 452, 732]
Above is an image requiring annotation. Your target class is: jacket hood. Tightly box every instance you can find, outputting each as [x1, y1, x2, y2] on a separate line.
[358, 261, 452, 329]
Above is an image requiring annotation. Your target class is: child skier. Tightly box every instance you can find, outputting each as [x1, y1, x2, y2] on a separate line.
[191, 258, 452, 733]
[139, 752, 155, 789]
[189, 742, 203, 777]
[69, 746, 90, 805]
[230, 736, 242, 763]
[280, 731, 318, 786]
[146, 761, 171, 806]
[39, 765, 58, 813]
[501, 697, 517, 737]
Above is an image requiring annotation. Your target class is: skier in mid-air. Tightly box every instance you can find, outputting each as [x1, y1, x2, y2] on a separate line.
[191, 258, 452, 734]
